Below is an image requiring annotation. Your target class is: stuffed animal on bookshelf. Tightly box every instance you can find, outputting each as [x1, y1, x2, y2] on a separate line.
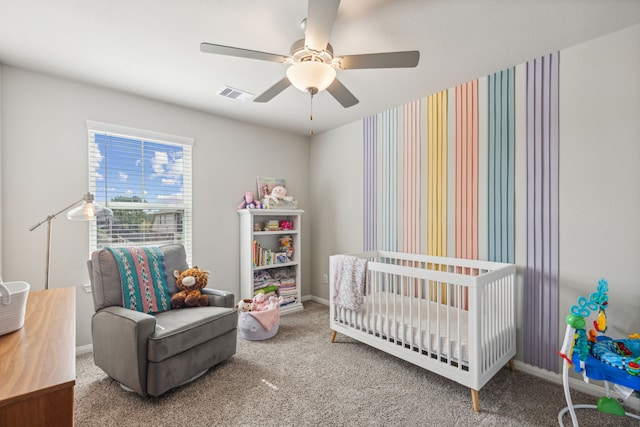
[271, 186, 291, 201]
[171, 266, 209, 309]
[279, 235, 293, 248]
[279, 235, 294, 259]
[264, 186, 293, 204]
[279, 220, 293, 230]
[238, 192, 261, 209]
[236, 298, 253, 312]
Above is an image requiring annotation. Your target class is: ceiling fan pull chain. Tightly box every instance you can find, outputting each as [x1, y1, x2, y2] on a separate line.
[309, 91, 315, 136]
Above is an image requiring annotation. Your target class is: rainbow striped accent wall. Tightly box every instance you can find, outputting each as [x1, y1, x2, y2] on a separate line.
[488, 69, 515, 263]
[427, 91, 448, 257]
[525, 52, 559, 372]
[455, 81, 478, 260]
[380, 108, 399, 251]
[363, 115, 377, 251]
[362, 55, 559, 370]
[403, 100, 422, 254]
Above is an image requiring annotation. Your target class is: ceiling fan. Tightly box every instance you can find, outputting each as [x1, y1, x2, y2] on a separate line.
[200, 0, 420, 108]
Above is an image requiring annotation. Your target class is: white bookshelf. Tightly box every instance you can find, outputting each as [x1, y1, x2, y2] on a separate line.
[238, 209, 304, 314]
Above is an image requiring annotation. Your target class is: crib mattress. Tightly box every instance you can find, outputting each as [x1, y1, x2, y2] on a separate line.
[334, 291, 470, 363]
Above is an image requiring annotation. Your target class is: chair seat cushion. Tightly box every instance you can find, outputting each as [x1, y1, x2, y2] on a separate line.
[148, 306, 237, 362]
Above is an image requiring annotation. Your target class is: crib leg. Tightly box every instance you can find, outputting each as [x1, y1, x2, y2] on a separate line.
[471, 389, 480, 412]
[509, 358, 516, 372]
[330, 330, 337, 343]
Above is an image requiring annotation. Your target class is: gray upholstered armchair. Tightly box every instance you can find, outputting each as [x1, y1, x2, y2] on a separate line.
[87, 244, 237, 397]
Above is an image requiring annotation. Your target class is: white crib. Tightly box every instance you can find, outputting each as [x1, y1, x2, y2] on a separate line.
[329, 251, 517, 412]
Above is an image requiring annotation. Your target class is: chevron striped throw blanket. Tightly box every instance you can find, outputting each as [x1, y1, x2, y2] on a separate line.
[108, 246, 172, 314]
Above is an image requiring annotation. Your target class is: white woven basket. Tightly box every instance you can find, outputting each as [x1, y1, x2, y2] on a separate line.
[0, 278, 30, 336]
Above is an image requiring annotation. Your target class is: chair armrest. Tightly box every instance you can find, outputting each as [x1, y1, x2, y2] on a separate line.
[92, 306, 156, 396]
[202, 288, 235, 308]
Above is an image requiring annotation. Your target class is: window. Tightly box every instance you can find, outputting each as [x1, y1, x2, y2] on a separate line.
[87, 121, 193, 262]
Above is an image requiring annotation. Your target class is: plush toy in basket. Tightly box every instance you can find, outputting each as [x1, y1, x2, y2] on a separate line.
[0, 278, 30, 336]
[237, 295, 283, 341]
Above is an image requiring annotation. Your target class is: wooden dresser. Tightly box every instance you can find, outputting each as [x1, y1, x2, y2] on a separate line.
[0, 287, 76, 427]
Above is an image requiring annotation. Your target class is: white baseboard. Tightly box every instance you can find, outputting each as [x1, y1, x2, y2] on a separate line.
[515, 360, 640, 412]
[306, 295, 330, 305]
[76, 344, 93, 356]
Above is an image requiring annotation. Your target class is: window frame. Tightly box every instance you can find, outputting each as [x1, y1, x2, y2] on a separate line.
[86, 120, 194, 263]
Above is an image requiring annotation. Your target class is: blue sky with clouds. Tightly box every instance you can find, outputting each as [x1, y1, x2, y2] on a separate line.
[92, 134, 185, 206]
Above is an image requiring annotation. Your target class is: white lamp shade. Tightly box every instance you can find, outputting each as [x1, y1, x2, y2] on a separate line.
[66, 193, 112, 221]
[286, 61, 336, 93]
[67, 201, 96, 220]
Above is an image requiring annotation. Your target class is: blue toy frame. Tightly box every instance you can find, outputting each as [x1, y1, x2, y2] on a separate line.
[557, 279, 640, 426]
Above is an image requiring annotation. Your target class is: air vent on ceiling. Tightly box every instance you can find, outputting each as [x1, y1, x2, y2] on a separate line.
[217, 86, 254, 102]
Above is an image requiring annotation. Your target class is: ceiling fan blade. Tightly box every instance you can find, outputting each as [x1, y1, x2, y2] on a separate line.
[254, 77, 292, 103]
[305, 0, 340, 52]
[200, 42, 288, 63]
[327, 78, 359, 108]
[339, 51, 420, 70]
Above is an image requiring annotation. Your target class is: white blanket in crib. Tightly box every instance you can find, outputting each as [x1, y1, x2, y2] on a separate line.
[332, 255, 368, 312]
[335, 291, 470, 363]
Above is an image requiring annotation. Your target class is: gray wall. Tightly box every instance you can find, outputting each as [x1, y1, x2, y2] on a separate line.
[309, 121, 363, 302]
[558, 24, 640, 339]
[310, 24, 640, 364]
[0, 66, 310, 346]
[0, 64, 3, 278]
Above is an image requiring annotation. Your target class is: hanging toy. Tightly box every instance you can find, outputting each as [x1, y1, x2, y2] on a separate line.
[594, 309, 607, 333]
[575, 328, 589, 362]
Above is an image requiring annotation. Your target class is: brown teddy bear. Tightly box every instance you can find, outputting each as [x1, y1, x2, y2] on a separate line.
[171, 266, 209, 309]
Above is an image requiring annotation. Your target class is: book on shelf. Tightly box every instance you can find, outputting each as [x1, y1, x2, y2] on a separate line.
[252, 239, 295, 267]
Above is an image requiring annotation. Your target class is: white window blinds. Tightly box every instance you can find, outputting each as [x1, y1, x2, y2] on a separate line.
[87, 121, 193, 261]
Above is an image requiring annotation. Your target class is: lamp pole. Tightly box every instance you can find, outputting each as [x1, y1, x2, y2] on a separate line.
[29, 198, 89, 290]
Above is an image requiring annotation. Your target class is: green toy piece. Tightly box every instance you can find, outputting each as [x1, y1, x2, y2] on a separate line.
[565, 313, 586, 329]
[596, 396, 625, 417]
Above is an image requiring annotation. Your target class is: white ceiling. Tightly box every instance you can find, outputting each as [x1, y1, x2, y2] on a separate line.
[1, 0, 639, 136]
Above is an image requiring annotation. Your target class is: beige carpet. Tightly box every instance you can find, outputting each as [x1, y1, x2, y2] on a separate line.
[75, 301, 639, 426]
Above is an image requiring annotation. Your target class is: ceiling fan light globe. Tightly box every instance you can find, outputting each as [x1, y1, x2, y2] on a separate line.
[286, 61, 336, 93]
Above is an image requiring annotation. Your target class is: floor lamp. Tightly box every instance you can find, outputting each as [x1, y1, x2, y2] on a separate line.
[29, 192, 112, 290]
